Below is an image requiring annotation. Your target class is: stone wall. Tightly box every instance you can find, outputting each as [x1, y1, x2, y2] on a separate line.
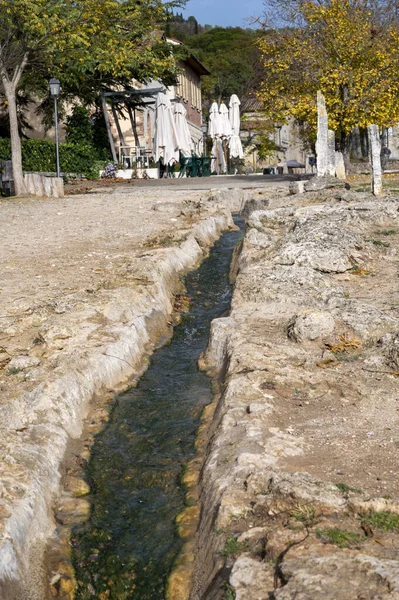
[24, 173, 64, 198]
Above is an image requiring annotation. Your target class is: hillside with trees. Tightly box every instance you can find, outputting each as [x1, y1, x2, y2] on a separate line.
[168, 14, 262, 111]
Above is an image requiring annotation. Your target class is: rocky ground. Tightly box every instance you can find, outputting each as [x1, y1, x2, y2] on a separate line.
[1, 183, 287, 600]
[189, 183, 399, 599]
[3, 175, 399, 600]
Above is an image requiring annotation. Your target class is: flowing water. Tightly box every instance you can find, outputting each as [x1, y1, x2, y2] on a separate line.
[72, 219, 244, 600]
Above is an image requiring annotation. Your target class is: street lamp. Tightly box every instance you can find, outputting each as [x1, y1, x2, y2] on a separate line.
[49, 78, 61, 177]
[201, 121, 207, 156]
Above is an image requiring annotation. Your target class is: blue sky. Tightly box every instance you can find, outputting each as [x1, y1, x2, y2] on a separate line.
[180, 0, 264, 27]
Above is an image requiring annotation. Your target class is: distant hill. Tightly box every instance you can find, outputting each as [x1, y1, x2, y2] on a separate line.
[168, 14, 262, 113]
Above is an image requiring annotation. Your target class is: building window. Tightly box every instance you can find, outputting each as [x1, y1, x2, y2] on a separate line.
[176, 73, 183, 98]
[182, 73, 188, 103]
[196, 81, 200, 110]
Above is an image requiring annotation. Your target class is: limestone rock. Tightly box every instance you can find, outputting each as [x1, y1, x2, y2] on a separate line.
[152, 202, 182, 215]
[63, 477, 90, 497]
[56, 497, 90, 526]
[230, 556, 274, 600]
[304, 176, 345, 192]
[288, 311, 335, 342]
[241, 197, 270, 219]
[7, 356, 40, 371]
[327, 129, 336, 176]
[24, 173, 64, 198]
[277, 242, 352, 273]
[276, 554, 399, 599]
[199, 317, 233, 374]
[245, 228, 274, 249]
[316, 91, 329, 177]
[368, 124, 383, 196]
[338, 301, 398, 341]
[289, 181, 305, 195]
[335, 151, 346, 180]
[380, 332, 399, 371]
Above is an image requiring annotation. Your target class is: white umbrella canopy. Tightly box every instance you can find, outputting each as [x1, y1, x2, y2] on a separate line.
[211, 138, 226, 174]
[153, 92, 179, 165]
[208, 101, 221, 138]
[228, 94, 244, 159]
[229, 94, 241, 134]
[218, 102, 232, 138]
[229, 134, 244, 159]
[173, 103, 193, 158]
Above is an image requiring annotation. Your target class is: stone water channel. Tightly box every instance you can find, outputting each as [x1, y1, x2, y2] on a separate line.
[70, 218, 245, 600]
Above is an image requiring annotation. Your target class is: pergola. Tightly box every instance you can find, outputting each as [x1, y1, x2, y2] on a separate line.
[101, 86, 165, 164]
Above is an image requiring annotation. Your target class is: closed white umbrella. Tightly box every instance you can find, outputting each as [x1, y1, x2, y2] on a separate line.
[229, 94, 241, 134]
[211, 139, 217, 173]
[173, 103, 193, 158]
[153, 92, 179, 165]
[229, 135, 244, 159]
[228, 94, 244, 159]
[211, 138, 226, 174]
[208, 101, 221, 138]
[218, 102, 232, 138]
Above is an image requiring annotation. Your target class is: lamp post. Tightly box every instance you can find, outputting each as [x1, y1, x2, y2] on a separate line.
[201, 122, 207, 156]
[49, 78, 61, 177]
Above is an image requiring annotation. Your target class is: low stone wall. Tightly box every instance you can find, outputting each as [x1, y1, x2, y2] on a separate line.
[24, 173, 64, 198]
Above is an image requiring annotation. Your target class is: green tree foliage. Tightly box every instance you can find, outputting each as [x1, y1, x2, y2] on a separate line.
[0, 0, 186, 194]
[64, 105, 110, 162]
[92, 111, 112, 159]
[65, 106, 93, 146]
[168, 23, 262, 109]
[257, 0, 399, 162]
[168, 12, 211, 36]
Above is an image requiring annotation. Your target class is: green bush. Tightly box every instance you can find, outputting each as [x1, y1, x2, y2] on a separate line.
[0, 137, 105, 179]
[65, 106, 93, 145]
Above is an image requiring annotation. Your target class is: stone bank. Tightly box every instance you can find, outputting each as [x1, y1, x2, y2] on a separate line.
[3, 179, 399, 600]
[189, 187, 399, 599]
[0, 185, 273, 600]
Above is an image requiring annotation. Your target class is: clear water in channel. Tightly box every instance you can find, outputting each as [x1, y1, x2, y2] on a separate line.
[72, 218, 244, 600]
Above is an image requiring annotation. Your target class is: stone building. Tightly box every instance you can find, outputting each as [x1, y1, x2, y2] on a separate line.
[105, 39, 209, 168]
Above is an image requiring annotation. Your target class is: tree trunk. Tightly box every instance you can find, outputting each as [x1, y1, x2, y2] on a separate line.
[2, 81, 26, 195]
[127, 104, 140, 147]
[101, 94, 117, 163]
[1, 56, 28, 196]
[339, 84, 352, 172]
[338, 131, 352, 172]
[111, 102, 126, 150]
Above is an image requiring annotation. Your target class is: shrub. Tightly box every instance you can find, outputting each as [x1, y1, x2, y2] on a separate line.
[65, 106, 93, 145]
[0, 137, 105, 179]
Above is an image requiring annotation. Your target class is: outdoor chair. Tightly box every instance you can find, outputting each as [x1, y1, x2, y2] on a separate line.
[179, 153, 193, 178]
[190, 153, 200, 177]
[201, 157, 211, 177]
[167, 163, 176, 178]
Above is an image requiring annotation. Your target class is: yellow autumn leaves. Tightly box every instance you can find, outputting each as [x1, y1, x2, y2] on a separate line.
[257, 0, 399, 137]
